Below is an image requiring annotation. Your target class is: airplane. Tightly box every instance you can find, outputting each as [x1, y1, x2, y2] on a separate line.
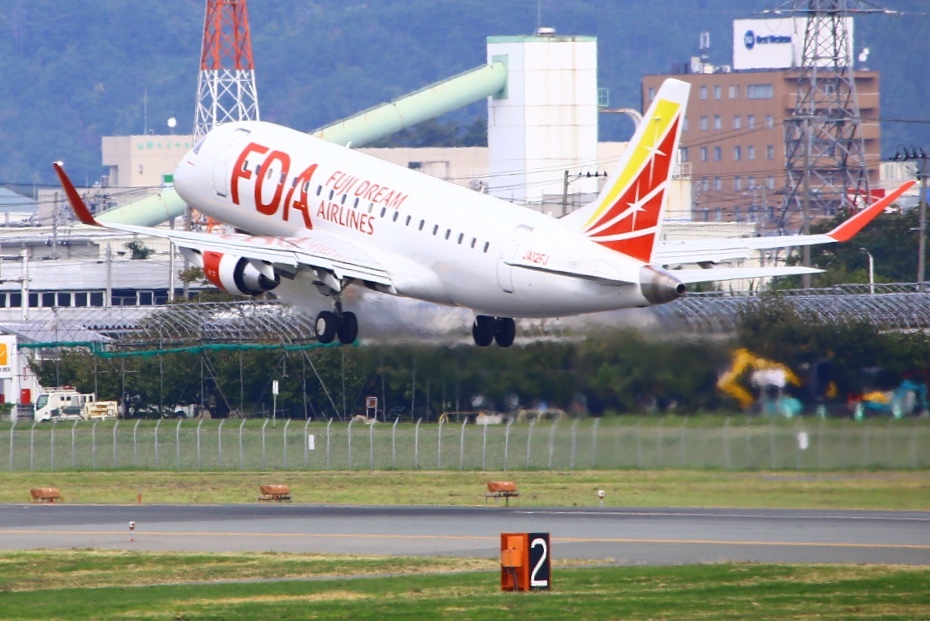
[53, 78, 912, 348]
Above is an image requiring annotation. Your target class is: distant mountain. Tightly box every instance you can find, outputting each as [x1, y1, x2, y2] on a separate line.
[0, 0, 926, 187]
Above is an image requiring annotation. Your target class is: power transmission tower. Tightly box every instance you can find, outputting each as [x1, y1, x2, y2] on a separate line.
[773, 0, 887, 285]
[193, 0, 260, 141]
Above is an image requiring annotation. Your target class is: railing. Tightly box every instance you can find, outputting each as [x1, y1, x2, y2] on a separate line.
[2, 416, 927, 472]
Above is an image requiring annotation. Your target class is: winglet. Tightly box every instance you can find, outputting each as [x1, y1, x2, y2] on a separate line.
[52, 161, 100, 226]
[827, 180, 916, 242]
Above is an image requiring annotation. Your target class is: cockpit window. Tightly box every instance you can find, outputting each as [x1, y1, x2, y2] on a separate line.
[192, 137, 207, 155]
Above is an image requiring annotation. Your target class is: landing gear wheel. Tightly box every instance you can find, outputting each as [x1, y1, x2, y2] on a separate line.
[315, 311, 337, 344]
[494, 317, 516, 348]
[472, 315, 495, 347]
[336, 311, 359, 345]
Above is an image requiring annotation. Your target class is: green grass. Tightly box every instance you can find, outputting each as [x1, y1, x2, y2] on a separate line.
[0, 551, 928, 620]
[2, 469, 929, 510]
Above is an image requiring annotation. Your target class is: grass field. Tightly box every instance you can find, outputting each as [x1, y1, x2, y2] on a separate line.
[2, 469, 929, 510]
[0, 551, 928, 620]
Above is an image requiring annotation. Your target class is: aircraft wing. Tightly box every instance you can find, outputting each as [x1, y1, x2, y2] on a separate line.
[53, 162, 393, 289]
[654, 181, 916, 266]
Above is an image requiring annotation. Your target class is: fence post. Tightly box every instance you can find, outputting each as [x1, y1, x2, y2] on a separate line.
[72, 420, 78, 469]
[481, 421, 488, 471]
[503, 418, 513, 471]
[283, 419, 291, 470]
[92, 420, 99, 471]
[30, 420, 36, 472]
[679, 418, 688, 467]
[133, 419, 141, 468]
[414, 418, 422, 469]
[841, 419, 848, 468]
[391, 418, 399, 468]
[238, 418, 246, 470]
[9, 420, 15, 471]
[369, 420, 374, 470]
[261, 418, 269, 470]
[656, 419, 664, 468]
[569, 418, 578, 470]
[303, 418, 311, 469]
[817, 417, 824, 470]
[862, 420, 870, 468]
[723, 417, 731, 470]
[636, 421, 642, 469]
[154, 419, 161, 469]
[769, 420, 776, 470]
[459, 418, 467, 470]
[526, 419, 535, 468]
[591, 418, 600, 468]
[437, 417, 444, 469]
[326, 419, 332, 470]
[347, 417, 354, 470]
[548, 418, 558, 470]
[50, 420, 56, 471]
[911, 419, 918, 469]
[218, 419, 225, 469]
[196, 418, 204, 471]
[113, 419, 120, 469]
[176, 419, 182, 471]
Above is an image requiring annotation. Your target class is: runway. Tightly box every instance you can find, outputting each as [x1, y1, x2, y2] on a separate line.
[1, 504, 928, 565]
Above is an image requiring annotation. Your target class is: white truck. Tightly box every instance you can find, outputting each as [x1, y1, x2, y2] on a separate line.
[33, 388, 119, 423]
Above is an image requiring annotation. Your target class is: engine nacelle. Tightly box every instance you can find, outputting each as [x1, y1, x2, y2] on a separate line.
[202, 251, 279, 297]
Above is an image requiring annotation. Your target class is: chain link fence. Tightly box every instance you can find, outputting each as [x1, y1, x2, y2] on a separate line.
[2, 416, 928, 472]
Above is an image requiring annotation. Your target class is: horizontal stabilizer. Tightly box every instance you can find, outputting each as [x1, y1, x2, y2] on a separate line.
[672, 266, 822, 285]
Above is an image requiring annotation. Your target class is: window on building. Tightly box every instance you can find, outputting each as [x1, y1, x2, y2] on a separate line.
[748, 145, 756, 160]
[700, 147, 708, 161]
[734, 115, 742, 130]
[747, 84, 774, 99]
[648, 87, 656, 102]
[700, 116, 708, 131]
[683, 117, 689, 132]
[680, 147, 689, 162]
[713, 146, 722, 161]
[748, 176, 756, 189]
[747, 115, 756, 129]
[767, 145, 775, 160]
[766, 114, 774, 129]
[734, 177, 742, 191]
[700, 85, 708, 100]
[733, 146, 742, 161]
[728, 84, 739, 99]
[700, 177, 709, 191]
[714, 177, 723, 191]
[767, 176, 776, 190]
[713, 85, 721, 100]
[713, 115, 721, 130]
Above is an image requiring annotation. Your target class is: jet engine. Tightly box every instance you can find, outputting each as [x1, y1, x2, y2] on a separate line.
[201, 251, 279, 297]
[639, 265, 686, 305]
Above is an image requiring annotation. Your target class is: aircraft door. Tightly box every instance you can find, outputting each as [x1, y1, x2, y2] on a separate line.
[212, 128, 252, 197]
[496, 225, 533, 293]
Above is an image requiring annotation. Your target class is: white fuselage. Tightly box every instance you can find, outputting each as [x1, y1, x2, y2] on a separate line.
[174, 121, 657, 318]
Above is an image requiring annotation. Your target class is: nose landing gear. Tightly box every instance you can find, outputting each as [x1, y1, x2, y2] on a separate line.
[472, 315, 515, 348]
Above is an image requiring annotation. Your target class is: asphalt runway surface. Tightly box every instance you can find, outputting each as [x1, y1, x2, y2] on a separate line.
[1, 504, 928, 565]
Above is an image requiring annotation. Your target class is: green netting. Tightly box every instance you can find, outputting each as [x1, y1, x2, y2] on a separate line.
[17, 340, 348, 358]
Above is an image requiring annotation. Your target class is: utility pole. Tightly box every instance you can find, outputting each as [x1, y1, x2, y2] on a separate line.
[893, 146, 929, 285]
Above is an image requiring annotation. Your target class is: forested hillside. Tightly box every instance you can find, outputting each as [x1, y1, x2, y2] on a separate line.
[0, 0, 926, 188]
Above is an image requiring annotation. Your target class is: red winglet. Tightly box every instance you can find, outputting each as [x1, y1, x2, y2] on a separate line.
[52, 162, 100, 226]
[827, 181, 916, 242]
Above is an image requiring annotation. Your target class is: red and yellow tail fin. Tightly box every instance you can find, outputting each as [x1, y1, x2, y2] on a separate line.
[562, 79, 689, 263]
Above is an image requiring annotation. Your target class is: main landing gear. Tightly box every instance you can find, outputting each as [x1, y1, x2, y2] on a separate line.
[472, 315, 516, 348]
[315, 308, 358, 345]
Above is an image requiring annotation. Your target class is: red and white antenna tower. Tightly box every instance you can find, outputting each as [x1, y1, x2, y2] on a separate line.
[193, 0, 260, 140]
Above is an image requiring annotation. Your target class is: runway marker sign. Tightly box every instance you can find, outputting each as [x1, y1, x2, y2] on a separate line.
[500, 532, 550, 591]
